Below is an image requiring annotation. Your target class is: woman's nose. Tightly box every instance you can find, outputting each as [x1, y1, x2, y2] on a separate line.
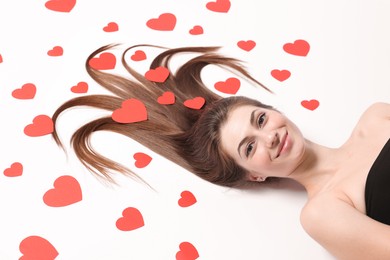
[265, 131, 279, 148]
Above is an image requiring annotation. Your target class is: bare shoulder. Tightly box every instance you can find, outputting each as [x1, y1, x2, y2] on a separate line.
[352, 102, 390, 137]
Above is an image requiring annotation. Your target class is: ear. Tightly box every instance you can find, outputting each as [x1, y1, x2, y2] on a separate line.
[248, 173, 266, 182]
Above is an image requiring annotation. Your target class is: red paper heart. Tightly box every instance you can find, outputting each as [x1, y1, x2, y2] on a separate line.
[43, 175, 82, 207]
[71, 81, 88, 93]
[237, 40, 256, 51]
[131, 50, 147, 61]
[24, 115, 54, 137]
[133, 152, 152, 168]
[0, 54, 3, 63]
[214, 77, 240, 94]
[103, 22, 118, 32]
[301, 99, 319, 111]
[116, 207, 145, 231]
[271, 69, 291, 82]
[283, 39, 310, 56]
[189, 25, 203, 35]
[206, 0, 231, 13]
[176, 242, 199, 260]
[157, 91, 175, 105]
[184, 97, 205, 110]
[4, 162, 23, 177]
[47, 46, 63, 57]
[178, 191, 197, 207]
[89, 52, 116, 70]
[12, 83, 37, 99]
[112, 98, 148, 123]
[145, 66, 170, 83]
[146, 13, 176, 31]
[19, 236, 58, 260]
[45, 0, 76, 12]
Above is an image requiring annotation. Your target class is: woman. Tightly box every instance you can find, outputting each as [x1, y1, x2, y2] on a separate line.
[52, 44, 390, 259]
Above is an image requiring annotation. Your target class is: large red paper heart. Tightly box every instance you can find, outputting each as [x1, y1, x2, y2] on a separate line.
[184, 97, 205, 110]
[271, 69, 291, 82]
[237, 40, 256, 52]
[47, 46, 63, 57]
[301, 99, 319, 111]
[157, 91, 175, 105]
[12, 83, 36, 99]
[146, 13, 176, 31]
[4, 162, 23, 177]
[145, 66, 170, 83]
[131, 50, 147, 61]
[214, 77, 240, 94]
[206, 0, 231, 13]
[112, 98, 148, 123]
[89, 52, 116, 70]
[189, 25, 203, 35]
[133, 152, 152, 168]
[176, 242, 199, 260]
[45, 0, 76, 12]
[24, 115, 54, 137]
[103, 22, 118, 32]
[116, 207, 145, 231]
[71, 82, 88, 93]
[19, 236, 58, 260]
[283, 39, 310, 56]
[0, 54, 3, 63]
[43, 175, 82, 207]
[178, 191, 197, 207]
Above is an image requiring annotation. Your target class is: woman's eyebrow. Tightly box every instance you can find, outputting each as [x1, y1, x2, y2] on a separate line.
[237, 109, 259, 158]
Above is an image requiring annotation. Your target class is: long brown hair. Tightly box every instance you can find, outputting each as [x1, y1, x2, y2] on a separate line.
[52, 44, 272, 187]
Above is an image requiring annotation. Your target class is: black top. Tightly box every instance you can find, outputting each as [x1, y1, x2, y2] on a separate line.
[365, 138, 390, 225]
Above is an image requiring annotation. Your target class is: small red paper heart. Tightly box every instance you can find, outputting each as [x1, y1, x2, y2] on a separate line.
[145, 66, 170, 83]
[131, 50, 147, 61]
[133, 152, 152, 168]
[184, 97, 205, 110]
[103, 22, 118, 32]
[4, 162, 23, 177]
[189, 25, 203, 35]
[71, 81, 88, 93]
[271, 69, 291, 82]
[178, 191, 197, 207]
[214, 77, 240, 94]
[89, 52, 116, 70]
[0, 54, 3, 63]
[19, 236, 59, 260]
[12, 83, 37, 99]
[146, 13, 176, 31]
[43, 175, 82, 207]
[112, 98, 148, 123]
[237, 40, 256, 52]
[176, 242, 199, 260]
[24, 115, 54, 137]
[206, 0, 231, 13]
[47, 46, 63, 57]
[157, 91, 175, 105]
[45, 0, 76, 12]
[301, 99, 320, 111]
[116, 207, 145, 231]
[283, 39, 310, 57]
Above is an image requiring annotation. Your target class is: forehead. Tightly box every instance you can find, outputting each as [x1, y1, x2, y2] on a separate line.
[219, 105, 259, 157]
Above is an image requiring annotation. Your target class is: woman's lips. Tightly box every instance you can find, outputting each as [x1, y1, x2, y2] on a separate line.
[276, 132, 289, 158]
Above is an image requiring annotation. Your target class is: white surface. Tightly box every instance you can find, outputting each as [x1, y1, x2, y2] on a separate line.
[0, 0, 389, 259]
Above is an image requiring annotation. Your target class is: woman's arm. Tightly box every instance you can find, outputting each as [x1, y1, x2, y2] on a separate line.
[301, 196, 390, 260]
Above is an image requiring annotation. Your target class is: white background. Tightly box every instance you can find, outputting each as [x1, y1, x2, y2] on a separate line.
[0, 0, 389, 259]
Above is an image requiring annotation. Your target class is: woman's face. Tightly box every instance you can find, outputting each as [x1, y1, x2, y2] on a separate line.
[220, 105, 306, 181]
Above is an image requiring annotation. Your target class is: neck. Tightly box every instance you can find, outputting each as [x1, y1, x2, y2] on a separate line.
[288, 139, 345, 198]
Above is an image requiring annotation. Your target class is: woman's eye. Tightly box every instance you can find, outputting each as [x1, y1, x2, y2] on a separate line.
[246, 142, 254, 157]
[258, 113, 266, 127]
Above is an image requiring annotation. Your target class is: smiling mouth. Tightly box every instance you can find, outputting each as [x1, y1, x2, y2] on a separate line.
[276, 132, 288, 158]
